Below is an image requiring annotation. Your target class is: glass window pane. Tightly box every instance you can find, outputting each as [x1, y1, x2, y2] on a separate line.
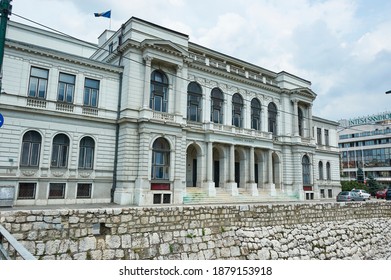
[58, 83, 65, 101]
[32, 67, 48, 79]
[51, 145, 59, 167]
[28, 78, 38, 97]
[66, 85, 74, 103]
[38, 80, 47, 98]
[84, 89, 90, 105]
[31, 143, 40, 166]
[21, 143, 30, 166]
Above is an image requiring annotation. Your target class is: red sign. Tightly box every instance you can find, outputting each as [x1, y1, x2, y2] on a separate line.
[303, 186, 313, 191]
[151, 183, 170, 190]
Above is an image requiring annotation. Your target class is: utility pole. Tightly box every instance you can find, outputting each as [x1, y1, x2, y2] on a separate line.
[0, 0, 12, 90]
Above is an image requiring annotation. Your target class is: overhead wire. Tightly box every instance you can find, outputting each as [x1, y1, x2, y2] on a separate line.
[12, 12, 381, 134]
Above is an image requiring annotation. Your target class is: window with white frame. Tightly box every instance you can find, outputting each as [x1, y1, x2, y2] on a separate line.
[83, 78, 100, 107]
[48, 183, 65, 199]
[28, 67, 49, 99]
[150, 70, 168, 112]
[78, 136, 95, 169]
[187, 82, 202, 122]
[268, 102, 278, 135]
[20, 130, 41, 167]
[232, 93, 243, 128]
[319, 161, 324, 180]
[51, 134, 70, 168]
[251, 98, 261, 131]
[210, 88, 224, 124]
[57, 73, 76, 103]
[77, 183, 92, 198]
[151, 137, 170, 180]
[302, 155, 311, 185]
[18, 183, 36, 199]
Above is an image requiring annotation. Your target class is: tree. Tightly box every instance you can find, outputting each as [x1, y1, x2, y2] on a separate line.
[366, 175, 381, 196]
[356, 168, 365, 184]
[340, 181, 366, 192]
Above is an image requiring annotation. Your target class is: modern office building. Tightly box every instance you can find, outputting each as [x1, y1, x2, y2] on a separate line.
[339, 112, 391, 185]
[0, 17, 341, 206]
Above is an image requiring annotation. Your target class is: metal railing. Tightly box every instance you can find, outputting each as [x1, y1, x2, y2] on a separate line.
[0, 224, 36, 260]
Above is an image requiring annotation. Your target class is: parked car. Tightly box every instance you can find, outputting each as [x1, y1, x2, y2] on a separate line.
[376, 189, 387, 199]
[386, 189, 391, 201]
[351, 189, 371, 200]
[336, 191, 365, 202]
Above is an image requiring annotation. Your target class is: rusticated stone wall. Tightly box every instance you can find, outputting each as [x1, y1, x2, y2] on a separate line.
[1, 202, 391, 260]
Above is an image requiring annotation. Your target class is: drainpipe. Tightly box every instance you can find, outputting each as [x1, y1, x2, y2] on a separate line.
[111, 24, 125, 202]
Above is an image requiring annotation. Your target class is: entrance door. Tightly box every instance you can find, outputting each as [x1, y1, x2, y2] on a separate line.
[214, 160, 220, 187]
[235, 162, 240, 186]
[192, 159, 197, 187]
[254, 163, 259, 184]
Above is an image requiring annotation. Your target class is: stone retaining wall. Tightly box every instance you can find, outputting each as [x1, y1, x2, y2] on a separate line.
[1, 202, 391, 260]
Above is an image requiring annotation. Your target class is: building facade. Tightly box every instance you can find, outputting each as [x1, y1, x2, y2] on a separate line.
[0, 18, 341, 206]
[339, 112, 391, 185]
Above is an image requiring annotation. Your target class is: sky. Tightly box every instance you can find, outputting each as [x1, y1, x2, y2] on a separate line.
[10, 0, 391, 122]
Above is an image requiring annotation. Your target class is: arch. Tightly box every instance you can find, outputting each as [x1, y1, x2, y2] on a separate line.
[232, 93, 243, 128]
[326, 162, 331, 180]
[150, 70, 169, 112]
[20, 130, 42, 167]
[302, 155, 311, 185]
[251, 98, 261, 130]
[51, 133, 70, 168]
[210, 87, 224, 124]
[186, 142, 203, 187]
[78, 136, 95, 169]
[318, 161, 324, 180]
[268, 102, 278, 135]
[151, 137, 170, 180]
[187, 81, 202, 122]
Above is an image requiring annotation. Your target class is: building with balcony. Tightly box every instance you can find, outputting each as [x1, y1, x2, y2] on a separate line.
[0, 17, 341, 206]
[339, 112, 391, 185]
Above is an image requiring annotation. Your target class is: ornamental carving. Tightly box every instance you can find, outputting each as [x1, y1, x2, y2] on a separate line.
[51, 170, 65, 177]
[21, 170, 37, 177]
[79, 171, 92, 178]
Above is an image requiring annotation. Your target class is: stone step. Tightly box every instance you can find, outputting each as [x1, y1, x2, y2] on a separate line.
[183, 187, 299, 205]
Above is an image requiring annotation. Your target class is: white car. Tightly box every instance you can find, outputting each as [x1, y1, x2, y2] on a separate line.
[351, 189, 371, 200]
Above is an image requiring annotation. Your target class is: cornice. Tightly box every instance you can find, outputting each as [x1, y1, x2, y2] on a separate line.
[5, 39, 123, 74]
[190, 62, 281, 94]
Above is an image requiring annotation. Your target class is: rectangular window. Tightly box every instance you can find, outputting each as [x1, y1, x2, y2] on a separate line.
[28, 67, 49, 99]
[77, 183, 92, 198]
[317, 128, 322, 145]
[57, 73, 76, 103]
[83, 78, 100, 107]
[328, 189, 333, 198]
[324, 129, 330, 146]
[153, 193, 171, 204]
[18, 183, 36, 199]
[320, 189, 325, 198]
[48, 183, 65, 199]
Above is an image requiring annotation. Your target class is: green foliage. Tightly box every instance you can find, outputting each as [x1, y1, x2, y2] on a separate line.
[366, 175, 382, 196]
[340, 181, 366, 192]
[356, 168, 365, 183]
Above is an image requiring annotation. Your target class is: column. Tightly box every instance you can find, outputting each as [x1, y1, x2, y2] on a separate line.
[248, 146, 258, 196]
[206, 141, 213, 182]
[229, 144, 235, 182]
[175, 65, 183, 115]
[142, 55, 152, 109]
[268, 150, 273, 184]
[249, 147, 255, 183]
[203, 141, 216, 196]
[308, 104, 313, 139]
[293, 99, 299, 136]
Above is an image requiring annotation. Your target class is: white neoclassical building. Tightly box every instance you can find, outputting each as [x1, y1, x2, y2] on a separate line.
[0, 17, 341, 206]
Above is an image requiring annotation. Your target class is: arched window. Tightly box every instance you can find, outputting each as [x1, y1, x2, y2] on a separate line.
[152, 137, 170, 180]
[298, 108, 304, 136]
[79, 136, 95, 169]
[326, 162, 331, 180]
[318, 161, 324, 180]
[20, 130, 41, 167]
[302, 155, 311, 185]
[210, 88, 224, 124]
[232, 93, 243, 127]
[187, 82, 202, 122]
[150, 70, 168, 112]
[51, 134, 70, 168]
[268, 102, 277, 135]
[251, 98, 261, 130]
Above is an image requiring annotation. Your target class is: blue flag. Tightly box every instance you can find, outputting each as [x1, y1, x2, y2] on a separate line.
[94, 10, 111, 18]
